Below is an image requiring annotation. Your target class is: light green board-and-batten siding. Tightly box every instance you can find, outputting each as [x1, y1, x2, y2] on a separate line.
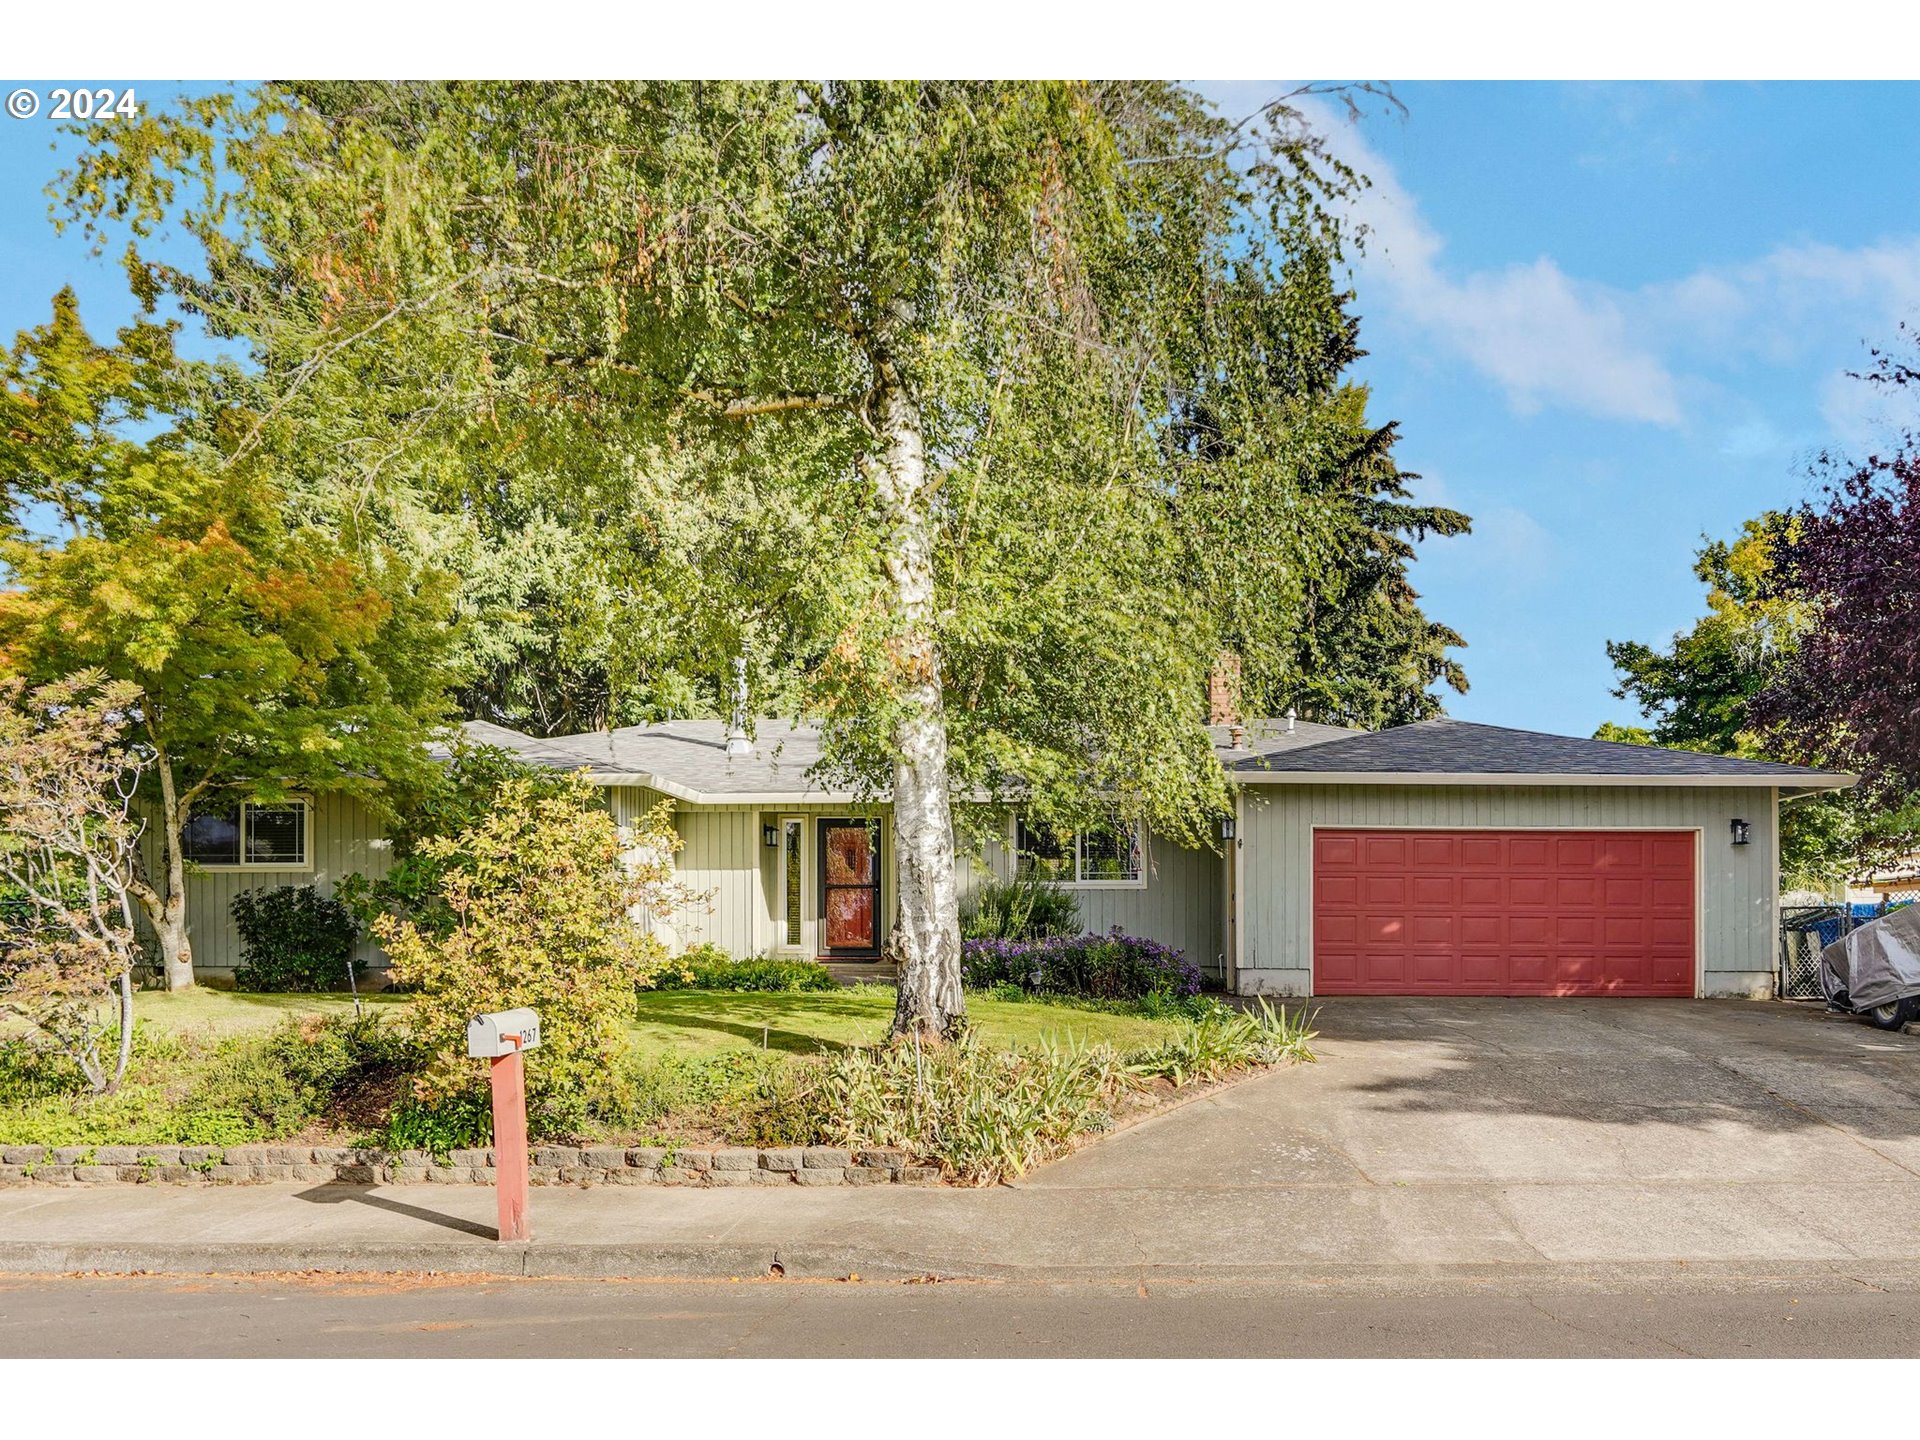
[154, 792, 396, 977]
[606, 789, 911, 959]
[978, 826, 1226, 979]
[606, 789, 1224, 969]
[1234, 783, 1779, 999]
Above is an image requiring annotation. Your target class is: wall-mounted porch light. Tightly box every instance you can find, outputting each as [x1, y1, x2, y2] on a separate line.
[1730, 818, 1751, 846]
[763, 823, 780, 849]
[1220, 816, 1237, 841]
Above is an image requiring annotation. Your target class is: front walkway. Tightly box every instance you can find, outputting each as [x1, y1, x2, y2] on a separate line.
[6, 999, 1920, 1291]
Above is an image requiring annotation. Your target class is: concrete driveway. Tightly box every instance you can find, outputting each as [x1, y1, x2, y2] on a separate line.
[1017, 996, 1920, 1275]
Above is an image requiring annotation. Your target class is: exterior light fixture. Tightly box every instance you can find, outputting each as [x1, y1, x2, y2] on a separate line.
[763, 823, 779, 849]
[1220, 816, 1237, 841]
[1730, 818, 1751, 846]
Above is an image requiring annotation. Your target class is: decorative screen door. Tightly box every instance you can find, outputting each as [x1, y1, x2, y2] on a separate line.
[818, 819, 882, 958]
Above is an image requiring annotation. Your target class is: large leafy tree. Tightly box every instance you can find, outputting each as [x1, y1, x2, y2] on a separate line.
[1601, 516, 1920, 888]
[0, 295, 456, 987]
[62, 81, 1454, 1034]
[1759, 449, 1920, 790]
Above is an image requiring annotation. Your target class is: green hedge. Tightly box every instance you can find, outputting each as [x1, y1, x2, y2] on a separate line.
[649, 945, 838, 993]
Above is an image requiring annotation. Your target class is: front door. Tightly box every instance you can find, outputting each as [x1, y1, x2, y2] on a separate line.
[819, 818, 883, 959]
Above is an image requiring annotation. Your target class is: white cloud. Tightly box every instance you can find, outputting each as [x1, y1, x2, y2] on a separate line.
[1293, 96, 1685, 426]
[1265, 91, 1920, 436]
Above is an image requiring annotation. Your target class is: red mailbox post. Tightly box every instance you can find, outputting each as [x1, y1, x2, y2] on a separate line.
[467, 1009, 541, 1243]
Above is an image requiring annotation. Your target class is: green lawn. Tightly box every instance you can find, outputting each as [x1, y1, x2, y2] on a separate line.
[628, 986, 1180, 1057]
[110, 985, 1177, 1057]
[119, 988, 410, 1037]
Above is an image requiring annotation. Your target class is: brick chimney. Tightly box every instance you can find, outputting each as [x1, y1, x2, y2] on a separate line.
[1207, 650, 1242, 728]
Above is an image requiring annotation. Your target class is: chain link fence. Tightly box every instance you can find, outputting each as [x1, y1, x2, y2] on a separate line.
[1779, 905, 1863, 1001]
[1779, 900, 1920, 1000]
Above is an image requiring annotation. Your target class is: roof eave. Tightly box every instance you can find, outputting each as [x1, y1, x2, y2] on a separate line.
[1227, 770, 1858, 790]
[582, 770, 870, 806]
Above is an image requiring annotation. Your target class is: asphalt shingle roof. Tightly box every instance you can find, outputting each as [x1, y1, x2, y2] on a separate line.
[1225, 718, 1853, 787]
[455, 715, 1852, 801]
[462, 718, 837, 798]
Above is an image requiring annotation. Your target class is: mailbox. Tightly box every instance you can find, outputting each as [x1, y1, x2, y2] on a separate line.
[467, 1008, 542, 1058]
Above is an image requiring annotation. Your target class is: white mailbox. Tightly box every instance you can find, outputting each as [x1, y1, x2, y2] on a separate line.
[468, 1008, 542, 1058]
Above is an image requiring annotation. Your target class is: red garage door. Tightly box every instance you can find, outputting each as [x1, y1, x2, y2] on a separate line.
[1312, 829, 1695, 997]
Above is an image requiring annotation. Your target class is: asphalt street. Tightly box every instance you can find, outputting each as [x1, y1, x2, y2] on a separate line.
[4, 1272, 1919, 1357]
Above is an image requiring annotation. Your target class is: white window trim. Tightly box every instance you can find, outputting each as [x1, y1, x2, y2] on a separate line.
[183, 798, 314, 872]
[1010, 815, 1147, 891]
[771, 815, 808, 954]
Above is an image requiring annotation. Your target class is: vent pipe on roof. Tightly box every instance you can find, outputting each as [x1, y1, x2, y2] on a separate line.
[724, 657, 753, 758]
[1228, 724, 1245, 750]
[1286, 708, 1296, 735]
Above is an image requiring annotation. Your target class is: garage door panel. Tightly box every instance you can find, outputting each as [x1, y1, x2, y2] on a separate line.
[1459, 952, 1507, 985]
[1599, 837, 1645, 869]
[1363, 836, 1409, 868]
[1605, 877, 1646, 906]
[1508, 838, 1553, 868]
[1509, 876, 1553, 907]
[1461, 876, 1503, 907]
[1651, 878, 1693, 907]
[1555, 838, 1598, 869]
[1318, 875, 1359, 908]
[1316, 951, 1358, 985]
[1650, 956, 1694, 988]
[1508, 953, 1554, 986]
[1317, 914, 1358, 946]
[1363, 876, 1407, 906]
[1459, 838, 1504, 867]
[1556, 876, 1601, 907]
[1319, 835, 1361, 868]
[1508, 914, 1552, 945]
[1555, 915, 1597, 945]
[1410, 951, 1456, 983]
[1363, 916, 1405, 945]
[1361, 952, 1408, 985]
[1603, 916, 1646, 946]
[1313, 828, 1695, 997]
[1651, 916, 1694, 947]
[1460, 915, 1504, 946]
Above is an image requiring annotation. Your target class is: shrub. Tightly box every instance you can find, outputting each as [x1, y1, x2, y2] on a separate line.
[187, 1013, 413, 1137]
[1127, 1000, 1317, 1086]
[374, 774, 685, 1115]
[648, 945, 837, 994]
[336, 741, 580, 942]
[377, 1089, 495, 1153]
[961, 929, 1202, 1000]
[960, 872, 1080, 941]
[801, 1032, 1136, 1185]
[230, 886, 359, 992]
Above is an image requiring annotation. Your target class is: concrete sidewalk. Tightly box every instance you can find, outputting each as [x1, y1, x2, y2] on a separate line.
[6, 998, 1920, 1292]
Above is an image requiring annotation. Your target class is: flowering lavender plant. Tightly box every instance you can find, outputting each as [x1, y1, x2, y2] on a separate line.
[961, 928, 1202, 1000]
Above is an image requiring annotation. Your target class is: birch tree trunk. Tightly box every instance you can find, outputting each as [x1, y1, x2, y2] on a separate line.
[872, 364, 966, 1040]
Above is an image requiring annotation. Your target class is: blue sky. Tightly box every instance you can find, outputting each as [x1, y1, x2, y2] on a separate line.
[1210, 81, 1920, 736]
[6, 82, 1920, 737]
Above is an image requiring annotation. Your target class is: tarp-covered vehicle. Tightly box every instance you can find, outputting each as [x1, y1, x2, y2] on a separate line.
[1820, 904, 1920, 1030]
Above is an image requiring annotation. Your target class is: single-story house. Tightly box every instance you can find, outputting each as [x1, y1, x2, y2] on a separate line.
[169, 714, 1853, 999]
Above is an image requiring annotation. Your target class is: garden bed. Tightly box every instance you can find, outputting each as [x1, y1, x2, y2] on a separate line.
[0, 987, 1315, 1186]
